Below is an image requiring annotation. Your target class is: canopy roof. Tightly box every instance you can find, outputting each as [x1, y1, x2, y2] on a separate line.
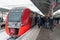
[31, 0, 50, 14]
[0, 0, 60, 15]
[31, 0, 60, 14]
[0, 8, 9, 12]
[0, 0, 44, 16]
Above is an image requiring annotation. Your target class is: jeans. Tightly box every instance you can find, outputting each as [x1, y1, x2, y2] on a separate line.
[45, 22, 50, 28]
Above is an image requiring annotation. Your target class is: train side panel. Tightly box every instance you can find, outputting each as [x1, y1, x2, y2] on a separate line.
[18, 8, 31, 36]
[5, 14, 10, 35]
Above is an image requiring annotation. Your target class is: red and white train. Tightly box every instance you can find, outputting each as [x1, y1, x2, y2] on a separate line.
[5, 7, 38, 37]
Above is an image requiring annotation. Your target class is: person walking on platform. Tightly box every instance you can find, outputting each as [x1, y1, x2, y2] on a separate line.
[44, 15, 50, 29]
[49, 16, 55, 31]
[37, 15, 42, 28]
[35, 14, 38, 25]
[45, 16, 52, 29]
[40, 16, 45, 25]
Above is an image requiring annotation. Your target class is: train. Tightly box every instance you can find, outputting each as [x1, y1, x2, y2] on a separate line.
[5, 7, 38, 37]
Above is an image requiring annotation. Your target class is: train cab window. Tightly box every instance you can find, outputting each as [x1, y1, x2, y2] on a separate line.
[8, 9, 23, 22]
[8, 9, 23, 28]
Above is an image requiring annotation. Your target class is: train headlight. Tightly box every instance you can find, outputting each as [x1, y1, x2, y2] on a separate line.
[15, 22, 24, 27]
[15, 22, 20, 27]
[20, 23, 24, 26]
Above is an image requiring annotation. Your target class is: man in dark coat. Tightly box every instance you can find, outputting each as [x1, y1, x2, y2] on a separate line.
[37, 16, 42, 28]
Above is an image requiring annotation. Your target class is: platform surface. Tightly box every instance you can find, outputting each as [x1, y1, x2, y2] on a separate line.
[0, 31, 10, 40]
[36, 24, 60, 40]
[17, 25, 40, 40]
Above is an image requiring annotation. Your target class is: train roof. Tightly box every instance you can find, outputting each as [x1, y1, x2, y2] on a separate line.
[11, 7, 30, 10]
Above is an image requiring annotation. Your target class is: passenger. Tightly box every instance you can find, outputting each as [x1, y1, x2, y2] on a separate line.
[49, 16, 55, 31]
[41, 16, 45, 25]
[37, 15, 42, 28]
[45, 15, 50, 29]
[0, 17, 3, 22]
[45, 19, 50, 28]
[35, 14, 38, 25]
[57, 18, 59, 24]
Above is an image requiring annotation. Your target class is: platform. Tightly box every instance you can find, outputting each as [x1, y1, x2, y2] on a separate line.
[0, 25, 40, 40]
[16, 25, 40, 40]
[36, 24, 60, 40]
[0, 31, 10, 40]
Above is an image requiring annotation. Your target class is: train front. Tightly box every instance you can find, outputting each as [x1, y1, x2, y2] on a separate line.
[5, 8, 24, 37]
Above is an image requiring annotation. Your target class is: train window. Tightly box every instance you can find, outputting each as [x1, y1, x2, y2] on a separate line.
[8, 9, 23, 22]
[8, 8, 24, 28]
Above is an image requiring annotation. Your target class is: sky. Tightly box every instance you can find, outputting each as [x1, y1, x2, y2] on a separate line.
[0, 0, 45, 16]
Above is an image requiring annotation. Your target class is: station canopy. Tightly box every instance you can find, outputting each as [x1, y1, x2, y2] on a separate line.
[0, 0, 60, 15]
[31, 0, 60, 14]
[0, 8, 9, 12]
[31, 0, 50, 14]
[0, 0, 45, 16]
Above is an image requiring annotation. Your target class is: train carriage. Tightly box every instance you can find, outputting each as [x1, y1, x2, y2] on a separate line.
[5, 7, 37, 37]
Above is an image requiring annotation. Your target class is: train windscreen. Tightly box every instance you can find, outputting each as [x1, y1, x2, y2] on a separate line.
[8, 9, 23, 22]
[8, 8, 23, 28]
